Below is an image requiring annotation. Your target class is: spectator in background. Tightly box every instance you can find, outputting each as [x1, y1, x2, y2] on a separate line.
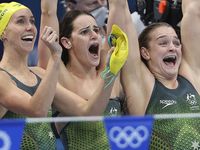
[62, 0, 146, 38]
[62, 0, 108, 39]
[63, 0, 108, 26]
[130, 11, 146, 36]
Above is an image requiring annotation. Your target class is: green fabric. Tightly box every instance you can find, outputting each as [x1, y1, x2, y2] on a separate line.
[146, 76, 200, 150]
[62, 121, 110, 150]
[150, 118, 200, 150]
[60, 99, 122, 150]
[3, 110, 56, 150]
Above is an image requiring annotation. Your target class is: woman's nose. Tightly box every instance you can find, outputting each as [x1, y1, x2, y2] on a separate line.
[168, 41, 176, 50]
[26, 22, 35, 31]
[90, 30, 99, 39]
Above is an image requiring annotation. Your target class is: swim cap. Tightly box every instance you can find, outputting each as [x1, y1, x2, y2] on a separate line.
[0, 2, 28, 38]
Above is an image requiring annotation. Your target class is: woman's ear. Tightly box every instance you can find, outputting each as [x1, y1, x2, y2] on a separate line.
[60, 37, 72, 49]
[1, 31, 7, 42]
[141, 47, 150, 60]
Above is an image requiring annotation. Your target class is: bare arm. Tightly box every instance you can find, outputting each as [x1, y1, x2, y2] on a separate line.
[38, 0, 67, 85]
[180, 0, 200, 89]
[38, 0, 59, 69]
[53, 77, 114, 116]
[107, 0, 154, 115]
[0, 27, 62, 117]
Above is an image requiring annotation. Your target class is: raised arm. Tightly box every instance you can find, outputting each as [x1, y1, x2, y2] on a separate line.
[107, 0, 154, 115]
[38, 0, 59, 69]
[180, 0, 200, 85]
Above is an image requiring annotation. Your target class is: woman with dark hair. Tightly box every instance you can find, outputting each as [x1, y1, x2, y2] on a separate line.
[38, 0, 127, 149]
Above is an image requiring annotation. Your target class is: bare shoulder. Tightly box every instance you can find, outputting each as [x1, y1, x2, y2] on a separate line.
[0, 71, 14, 90]
[0, 70, 32, 114]
[0, 71, 17, 104]
[29, 66, 45, 78]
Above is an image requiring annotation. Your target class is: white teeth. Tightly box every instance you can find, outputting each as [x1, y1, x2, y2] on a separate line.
[165, 55, 175, 58]
[22, 35, 34, 40]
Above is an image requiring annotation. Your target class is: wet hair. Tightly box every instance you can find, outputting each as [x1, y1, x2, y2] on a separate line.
[138, 22, 173, 65]
[138, 22, 172, 49]
[59, 10, 94, 65]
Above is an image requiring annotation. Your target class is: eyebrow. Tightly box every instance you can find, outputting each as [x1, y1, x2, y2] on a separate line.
[156, 35, 179, 40]
[16, 15, 35, 19]
[79, 25, 90, 32]
[79, 25, 99, 31]
[93, 25, 99, 28]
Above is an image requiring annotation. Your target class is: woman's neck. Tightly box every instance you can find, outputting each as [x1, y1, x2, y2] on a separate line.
[66, 62, 98, 79]
[0, 51, 29, 73]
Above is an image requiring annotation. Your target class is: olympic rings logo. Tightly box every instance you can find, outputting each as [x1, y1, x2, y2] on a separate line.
[109, 125, 149, 149]
[0, 130, 11, 150]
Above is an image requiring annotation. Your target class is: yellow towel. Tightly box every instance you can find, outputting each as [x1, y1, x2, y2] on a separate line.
[0, 2, 28, 38]
[109, 24, 129, 75]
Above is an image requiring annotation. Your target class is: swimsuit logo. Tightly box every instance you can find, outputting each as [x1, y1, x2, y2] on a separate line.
[48, 132, 54, 139]
[109, 107, 118, 115]
[186, 93, 197, 105]
[186, 93, 200, 111]
[160, 100, 177, 109]
[108, 125, 149, 149]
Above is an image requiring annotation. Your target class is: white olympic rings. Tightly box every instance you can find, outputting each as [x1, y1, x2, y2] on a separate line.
[0, 130, 11, 150]
[109, 125, 149, 149]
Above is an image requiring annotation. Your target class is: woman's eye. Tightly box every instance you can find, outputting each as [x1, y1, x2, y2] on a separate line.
[93, 27, 100, 34]
[80, 29, 90, 35]
[173, 40, 181, 47]
[30, 19, 35, 25]
[17, 19, 25, 24]
[159, 41, 168, 46]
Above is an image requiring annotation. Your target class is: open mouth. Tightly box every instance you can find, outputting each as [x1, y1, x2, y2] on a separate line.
[89, 43, 99, 56]
[163, 55, 177, 66]
[21, 35, 34, 42]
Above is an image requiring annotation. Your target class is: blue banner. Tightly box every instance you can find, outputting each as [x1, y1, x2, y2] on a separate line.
[104, 116, 154, 150]
[0, 119, 25, 150]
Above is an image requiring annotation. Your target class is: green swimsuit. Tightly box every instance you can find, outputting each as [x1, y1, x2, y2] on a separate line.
[0, 68, 56, 150]
[146, 75, 200, 150]
[57, 97, 123, 150]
